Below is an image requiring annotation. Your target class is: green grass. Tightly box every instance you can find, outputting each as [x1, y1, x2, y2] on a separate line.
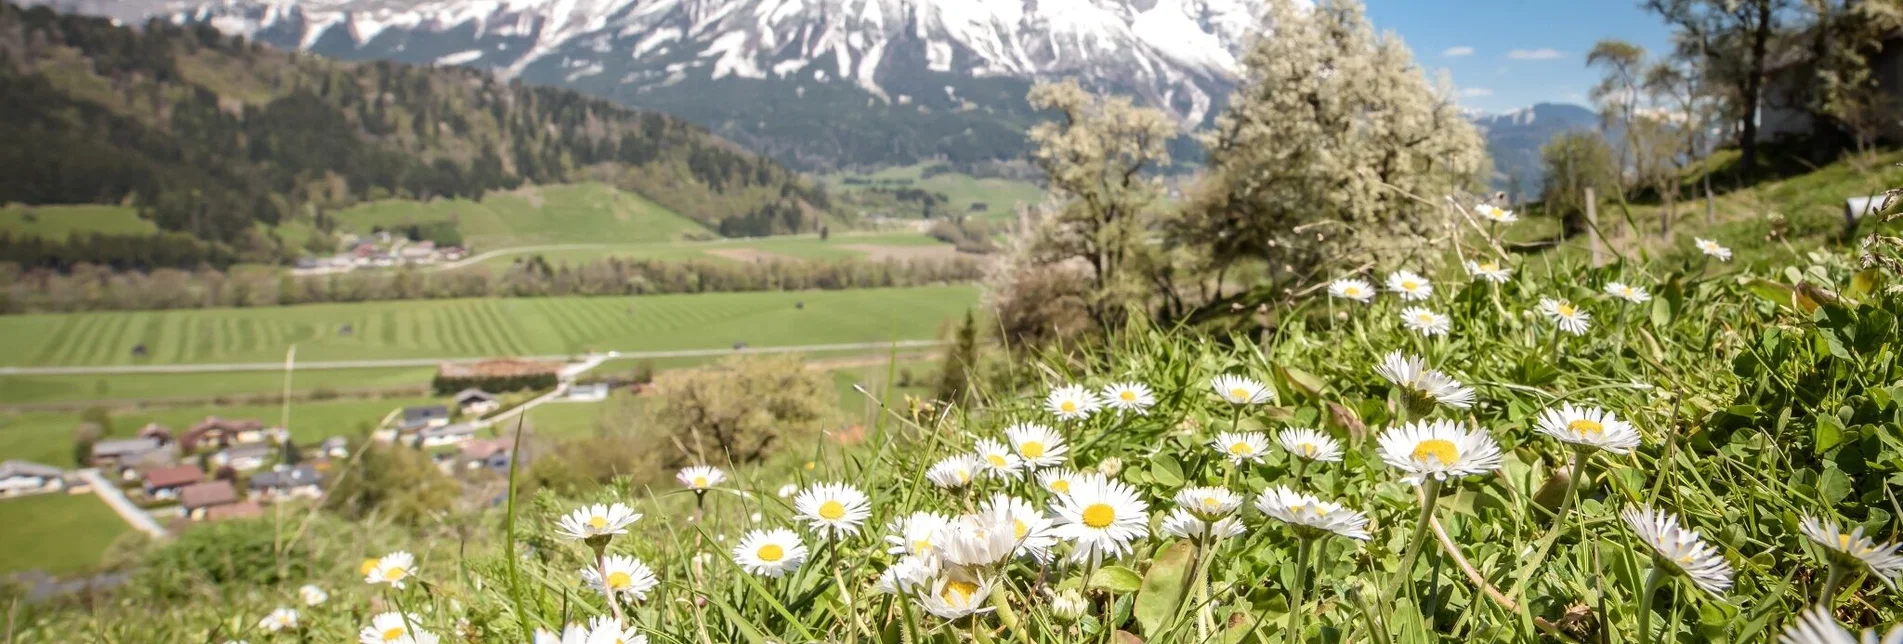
[0, 368, 438, 405]
[0, 204, 157, 238]
[472, 231, 951, 268]
[830, 359, 937, 423]
[0, 286, 978, 367]
[0, 492, 132, 576]
[330, 183, 708, 248]
[819, 164, 1046, 221]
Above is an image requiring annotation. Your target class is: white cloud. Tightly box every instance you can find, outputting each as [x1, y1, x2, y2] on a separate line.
[1508, 48, 1565, 61]
[1442, 46, 1475, 58]
[1459, 87, 1494, 98]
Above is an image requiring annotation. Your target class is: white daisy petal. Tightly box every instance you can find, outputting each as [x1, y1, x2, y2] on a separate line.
[1045, 385, 1103, 421]
[1694, 237, 1733, 262]
[1622, 506, 1733, 596]
[1049, 473, 1149, 564]
[1375, 352, 1476, 410]
[732, 528, 808, 578]
[1005, 423, 1068, 470]
[1376, 420, 1503, 486]
[1329, 278, 1377, 303]
[1464, 260, 1513, 283]
[1386, 270, 1434, 301]
[792, 483, 871, 538]
[1538, 298, 1592, 335]
[1400, 306, 1452, 337]
[1535, 403, 1642, 454]
[973, 439, 1025, 479]
[1604, 281, 1652, 304]
[580, 554, 659, 603]
[1255, 486, 1371, 541]
[884, 511, 953, 558]
[1099, 382, 1157, 414]
[676, 466, 727, 491]
[1211, 375, 1274, 405]
[1210, 431, 1270, 466]
[555, 503, 642, 541]
[1277, 428, 1344, 463]
[927, 455, 980, 489]
[1799, 515, 1903, 587]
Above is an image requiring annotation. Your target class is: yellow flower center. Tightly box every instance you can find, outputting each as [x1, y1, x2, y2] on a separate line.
[382, 567, 407, 581]
[1416, 314, 1435, 324]
[361, 559, 379, 576]
[955, 470, 971, 484]
[942, 580, 980, 606]
[588, 515, 608, 530]
[1120, 390, 1137, 401]
[1557, 303, 1575, 316]
[606, 571, 631, 589]
[1229, 387, 1250, 400]
[1050, 479, 1070, 494]
[382, 627, 406, 642]
[1228, 442, 1255, 456]
[1344, 286, 1362, 296]
[913, 539, 933, 554]
[1201, 497, 1220, 509]
[1568, 419, 1604, 437]
[1020, 441, 1046, 458]
[757, 544, 784, 562]
[1480, 263, 1497, 272]
[1059, 400, 1077, 412]
[1014, 519, 1028, 540]
[817, 500, 847, 521]
[1839, 534, 1854, 550]
[1298, 443, 1317, 457]
[1410, 439, 1460, 465]
[985, 454, 1008, 468]
[1402, 280, 1419, 291]
[692, 476, 708, 488]
[1082, 503, 1117, 529]
[803, 461, 815, 470]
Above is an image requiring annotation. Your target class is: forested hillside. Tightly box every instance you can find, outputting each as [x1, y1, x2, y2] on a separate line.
[0, 3, 827, 268]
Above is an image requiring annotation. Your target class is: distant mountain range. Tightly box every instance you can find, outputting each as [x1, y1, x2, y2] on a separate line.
[1469, 103, 1603, 196]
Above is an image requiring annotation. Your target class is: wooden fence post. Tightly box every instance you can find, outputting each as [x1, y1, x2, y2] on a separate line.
[1586, 187, 1603, 266]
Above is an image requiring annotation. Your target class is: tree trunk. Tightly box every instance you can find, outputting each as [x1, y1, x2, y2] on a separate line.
[1740, 0, 1774, 172]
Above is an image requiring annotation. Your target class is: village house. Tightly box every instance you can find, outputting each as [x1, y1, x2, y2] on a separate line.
[91, 437, 174, 474]
[0, 460, 67, 497]
[564, 382, 609, 402]
[398, 405, 452, 432]
[135, 423, 174, 444]
[320, 436, 350, 459]
[206, 500, 264, 521]
[416, 423, 478, 448]
[182, 417, 282, 452]
[214, 443, 276, 471]
[140, 465, 204, 500]
[456, 438, 514, 473]
[248, 464, 322, 502]
[178, 481, 240, 520]
[453, 389, 501, 416]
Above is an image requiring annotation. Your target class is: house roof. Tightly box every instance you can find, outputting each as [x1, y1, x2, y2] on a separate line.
[457, 438, 513, 460]
[402, 405, 450, 423]
[0, 460, 64, 479]
[222, 443, 276, 459]
[141, 465, 204, 489]
[418, 423, 478, 439]
[250, 465, 321, 489]
[319, 436, 348, 448]
[453, 388, 498, 404]
[92, 438, 163, 458]
[189, 416, 266, 434]
[178, 481, 238, 509]
[206, 500, 263, 521]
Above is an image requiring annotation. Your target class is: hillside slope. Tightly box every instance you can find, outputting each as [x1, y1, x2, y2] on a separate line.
[0, 3, 825, 253]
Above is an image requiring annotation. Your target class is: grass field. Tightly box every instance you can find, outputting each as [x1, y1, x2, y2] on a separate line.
[0, 204, 158, 238]
[0, 367, 438, 406]
[472, 231, 953, 268]
[819, 164, 1045, 221]
[0, 286, 978, 368]
[0, 492, 131, 576]
[332, 183, 708, 248]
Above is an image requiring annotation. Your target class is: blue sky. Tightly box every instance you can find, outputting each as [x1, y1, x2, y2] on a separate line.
[1361, 0, 1677, 114]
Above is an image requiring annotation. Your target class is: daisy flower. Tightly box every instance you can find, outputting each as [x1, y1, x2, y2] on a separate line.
[1464, 259, 1513, 283]
[875, 554, 939, 595]
[1099, 382, 1156, 414]
[1212, 375, 1274, 405]
[793, 483, 871, 538]
[885, 511, 953, 557]
[973, 439, 1025, 479]
[1329, 278, 1376, 304]
[1037, 468, 1080, 495]
[920, 572, 995, 619]
[926, 455, 980, 489]
[1799, 515, 1903, 587]
[776, 483, 800, 498]
[732, 528, 808, 578]
[1694, 237, 1733, 261]
[1174, 486, 1243, 521]
[360, 612, 436, 644]
[555, 503, 642, 541]
[1277, 428, 1344, 463]
[1376, 420, 1504, 486]
[1004, 423, 1067, 470]
[364, 551, 416, 589]
[1400, 306, 1452, 337]
[937, 510, 1020, 569]
[1386, 270, 1434, 301]
[1374, 352, 1476, 410]
[583, 617, 647, 644]
[533, 625, 588, 644]
[259, 607, 298, 633]
[1605, 281, 1652, 304]
[1778, 604, 1903, 644]
[1160, 508, 1246, 541]
[580, 554, 659, 602]
[1211, 431, 1270, 465]
[676, 466, 726, 491]
[298, 584, 327, 606]
[1535, 403, 1641, 454]
[1476, 204, 1518, 224]
[980, 494, 1057, 563]
[1622, 505, 1734, 595]
[1044, 385, 1102, 421]
[1538, 298, 1592, 335]
[1256, 486, 1371, 540]
[1049, 473, 1150, 564]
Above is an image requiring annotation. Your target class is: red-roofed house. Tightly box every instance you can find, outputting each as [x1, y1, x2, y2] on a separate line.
[141, 465, 205, 500]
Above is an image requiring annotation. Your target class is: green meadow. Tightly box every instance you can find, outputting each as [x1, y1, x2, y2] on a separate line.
[819, 164, 1046, 221]
[0, 204, 157, 238]
[470, 231, 953, 267]
[0, 493, 131, 576]
[331, 183, 708, 248]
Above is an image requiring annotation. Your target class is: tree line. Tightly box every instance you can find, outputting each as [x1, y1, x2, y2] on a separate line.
[0, 255, 985, 313]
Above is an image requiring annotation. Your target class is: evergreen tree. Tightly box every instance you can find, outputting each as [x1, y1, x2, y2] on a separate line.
[279, 436, 303, 467]
[933, 310, 980, 406]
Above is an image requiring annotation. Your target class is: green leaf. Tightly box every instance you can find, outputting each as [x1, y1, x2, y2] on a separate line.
[1815, 415, 1846, 455]
[1746, 278, 1798, 310]
[708, 594, 772, 643]
[1819, 466, 1852, 503]
[1275, 364, 1326, 399]
[1089, 566, 1144, 593]
[1135, 540, 1196, 637]
[1150, 454, 1185, 488]
[1849, 269, 1883, 298]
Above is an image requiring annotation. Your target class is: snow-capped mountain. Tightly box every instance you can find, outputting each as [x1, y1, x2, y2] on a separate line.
[1470, 103, 1600, 195]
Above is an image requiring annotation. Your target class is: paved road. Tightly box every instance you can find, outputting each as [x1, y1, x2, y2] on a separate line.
[75, 469, 169, 539]
[0, 340, 949, 376]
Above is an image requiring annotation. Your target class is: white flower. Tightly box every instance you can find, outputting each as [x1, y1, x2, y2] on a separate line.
[1376, 420, 1504, 486]
[1799, 515, 1903, 587]
[1050, 473, 1149, 564]
[1464, 259, 1513, 283]
[1277, 428, 1343, 463]
[676, 466, 726, 491]
[364, 551, 416, 589]
[792, 483, 871, 538]
[937, 510, 1020, 569]
[533, 625, 588, 644]
[1535, 403, 1641, 454]
[581, 554, 659, 602]
[1256, 486, 1371, 540]
[259, 608, 298, 633]
[1329, 278, 1376, 303]
[926, 455, 980, 489]
[973, 438, 1025, 479]
[1476, 204, 1518, 224]
[1004, 423, 1067, 470]
[875, 554, 940, 595]
[1694, 237, 1733, 261]
[920, 573, 995, 620]
[885, 511, 953, 557]
[1538, 298, 1592, 335]
[1400, 306, 1452, 337]
[298, 584, 327, 606]
[1778, 604, 1903, 644]
[583, 616, 647, 644]
[556, 504, 642, 541]
[1211, 375, 1274, 405]
[1050, 589, 1090, 623]
[1173, 486, 1243, 521]
[979, 494, 1057, 564]
[1095, 458, 1123, 477]
[1622, 505, 1734, 596]
[1099, 382, 1156, 414]
[732, 528, 808, 578]
[1211, 431, 1270, 465]
[1605, 281, 1652, 303]
[776, 483, 800, 498]
[1160, 508, 1246, 541]
[359, 613, 437, 644]
[1375, 351, 1476, 410]
[1044, 385, 1102, 421]
[1037, 468, 1080, 496]
[1386, 270, 1434, 301]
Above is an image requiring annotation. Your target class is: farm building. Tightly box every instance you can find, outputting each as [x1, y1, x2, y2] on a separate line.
[0, 460, 66, 497]
[320, 436, 350, 459]
[456, 438, 515, 473]
[206, 500, 264, 521]
[214, 443, 276, 471]
[249, 464, 322, 502]
[453, 389, 501, 416]
[563, 383, 609, 402]
[179, 481, 240, 520]
[90, 438, 173, 471]
[182, 417, 281, 451]
[398, 405, 452, 432]
[416, 423, 478, 448]
[140, 465, 204, 500]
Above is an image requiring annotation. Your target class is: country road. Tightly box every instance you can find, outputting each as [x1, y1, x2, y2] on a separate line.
[430, 231, 910, 270]
[76, 469, 169, 539]
[0, 340, 949, 376]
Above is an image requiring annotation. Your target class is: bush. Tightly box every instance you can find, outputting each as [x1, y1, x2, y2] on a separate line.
[643, 355, 832, 466]
[133, 518, 330, 602]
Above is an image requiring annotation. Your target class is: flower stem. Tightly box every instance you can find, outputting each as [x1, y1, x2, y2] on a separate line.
[594, 544, 626, 627]
[1293, 459, 1310, 490]
[1635, 563, 1667, 643]
[1286, 536, 1314, 644]
[1820, 559, 1847, 605]
[1393, 478, 1442, 606]
[1552, 449, 1590, 528]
